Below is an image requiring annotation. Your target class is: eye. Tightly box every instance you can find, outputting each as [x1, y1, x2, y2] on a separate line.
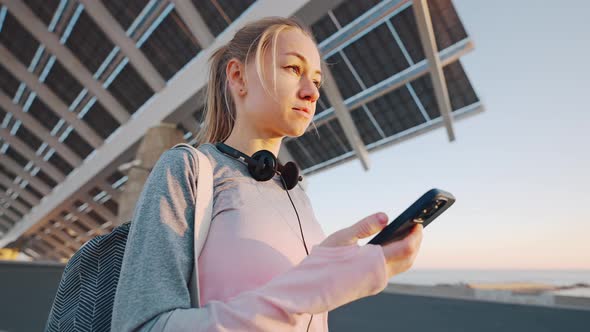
[313, 80, 321, 89]
[287, 65, 301, 75]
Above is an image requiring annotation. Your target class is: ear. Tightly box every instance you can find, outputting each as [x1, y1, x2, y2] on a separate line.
[226, 58, 247, 97]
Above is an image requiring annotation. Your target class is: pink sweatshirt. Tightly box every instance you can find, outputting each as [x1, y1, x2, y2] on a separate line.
[111, 143, 388, 331]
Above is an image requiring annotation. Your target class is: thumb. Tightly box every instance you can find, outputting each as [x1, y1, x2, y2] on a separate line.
[321, 212, 388, 247]
[352, 212, 388, 240]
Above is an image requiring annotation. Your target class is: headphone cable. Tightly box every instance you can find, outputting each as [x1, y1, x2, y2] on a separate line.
[279, 175, 312, 331]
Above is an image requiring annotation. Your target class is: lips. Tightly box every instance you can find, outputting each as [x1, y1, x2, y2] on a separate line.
[293, 107, 312, 119]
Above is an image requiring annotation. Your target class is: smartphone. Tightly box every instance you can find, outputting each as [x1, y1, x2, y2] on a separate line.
[367, 188, 455, 246]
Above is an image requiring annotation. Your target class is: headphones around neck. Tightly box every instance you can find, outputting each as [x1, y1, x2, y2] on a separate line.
[215, 142, 303, 190]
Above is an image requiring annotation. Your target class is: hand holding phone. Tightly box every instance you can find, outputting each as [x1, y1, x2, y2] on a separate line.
[368, 188, 455, 246]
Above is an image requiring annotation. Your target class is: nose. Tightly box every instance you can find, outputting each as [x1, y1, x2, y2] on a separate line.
[299, 77, 320, 103]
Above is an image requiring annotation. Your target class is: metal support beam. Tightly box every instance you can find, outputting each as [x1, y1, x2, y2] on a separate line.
[0, 44, 104, 148]
[0, 91, 83, 167]
[412, 0, 455, 141]
[0, 156, 52, 196]
[47, 224, 80, 247]
[39, 232, 74, 256]
[0, 127, 66, 183]
[98, 183, 121, 202]
[170, 0, 215, 48]
[1, 207, 20, 223]
[319, 0, 410, 58]
[0, 173, 40, 206]
[0, 191, 29, 216]
[78, 0, 166, 92]
[67, 207, 104, 231]
[321, 67, 370, 170]
[3, 0, 131, 124]
[182, 115, 202, 136]
[31, 239, 53, 253]
[0, 218, 12, 230]
[80, 193, 117, 222]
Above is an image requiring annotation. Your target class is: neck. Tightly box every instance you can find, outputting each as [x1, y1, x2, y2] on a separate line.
[222, 124, 284, 158]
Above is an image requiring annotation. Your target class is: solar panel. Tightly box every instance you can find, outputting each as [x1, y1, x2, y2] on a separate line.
[80, 101, 120, 139]
[0, 0, 483, 261]
[102, 0, 149, 31]
[22, 0, 60, 26]
[139, 9, 202, 80]
[106, 63, 154, 113]
[191, 0, 256, 37]
[0, 64, 20, 97]
[0, 12, 40, 65]
[65, 9, 117, 74]
[43, 59, 85, 106]
[62, 130, 93, 159]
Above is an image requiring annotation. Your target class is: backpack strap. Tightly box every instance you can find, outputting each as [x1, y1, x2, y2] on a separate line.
[171, 143, 214, 309]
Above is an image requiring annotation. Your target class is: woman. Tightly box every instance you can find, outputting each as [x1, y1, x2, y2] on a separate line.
[111, 17, 423, 331]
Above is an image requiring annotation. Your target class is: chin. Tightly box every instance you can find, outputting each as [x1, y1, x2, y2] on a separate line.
[285, 125, 309, 138]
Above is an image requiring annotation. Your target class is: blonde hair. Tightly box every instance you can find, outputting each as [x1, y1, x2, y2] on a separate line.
[195, 17, 320, 145]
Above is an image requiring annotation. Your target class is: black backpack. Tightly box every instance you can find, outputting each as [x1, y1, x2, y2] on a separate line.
[43, 143, 214, 332]
[44, 221, 131, 331]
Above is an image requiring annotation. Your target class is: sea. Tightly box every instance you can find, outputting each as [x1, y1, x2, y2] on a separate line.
[389, 269, 590, 297]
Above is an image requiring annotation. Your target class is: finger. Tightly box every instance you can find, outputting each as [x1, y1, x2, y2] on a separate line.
[320, 212, 388, 247]
[382, 224, 422, 258]
[352, 212, 388, 240]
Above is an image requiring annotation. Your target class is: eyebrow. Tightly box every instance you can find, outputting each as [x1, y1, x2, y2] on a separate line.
[284, 51, 322, 76]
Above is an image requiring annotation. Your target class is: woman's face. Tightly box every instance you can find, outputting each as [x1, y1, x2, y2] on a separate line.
[236, 28, 322, 138]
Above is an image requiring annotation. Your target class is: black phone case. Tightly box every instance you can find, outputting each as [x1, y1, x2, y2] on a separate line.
[367, 188, 455, 246]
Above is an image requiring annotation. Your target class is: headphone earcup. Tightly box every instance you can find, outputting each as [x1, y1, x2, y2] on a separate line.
[249, 150, 277, 181]
[280, 161, 300, 190]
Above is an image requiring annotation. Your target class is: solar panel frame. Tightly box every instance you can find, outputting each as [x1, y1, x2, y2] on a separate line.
[101, 0, 149, 31]
[443, 61, 479, 111]
[350, 106, 385, 145]
[364, 84, 427, 137]
[23, 0, 60, 26]
[139, 9, 202, 81]
[5, 206, 23, 220]
[105, 62, 154, 114]
[23, 184, 43, 201]
[325, 52, 364, 100]
[341, 22, 411, 87]
[190, 0, 228, 37]
[32, 169, 56, 189]
[79, 101, 120, 139]
[101, 198, 118, 215]
[310, 14, 338, 43]
[331, 0, 383, 27]
[216, 0, 256, 23]
[64, 9, 116, 74]
[43, 59, 86, 106]
[26, 98, 61, 131]
[13, 125, 43, 152]
[47, 152, 73, 176]
[15, 195, 33, 210]
[0, 163, 17, 180]
[61, 129, 93, 160]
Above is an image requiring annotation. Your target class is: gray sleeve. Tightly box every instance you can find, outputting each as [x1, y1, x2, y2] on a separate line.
[111, 147, 198, 331]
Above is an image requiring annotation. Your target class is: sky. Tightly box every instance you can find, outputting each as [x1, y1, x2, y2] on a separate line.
[305, 0, 590, 270]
